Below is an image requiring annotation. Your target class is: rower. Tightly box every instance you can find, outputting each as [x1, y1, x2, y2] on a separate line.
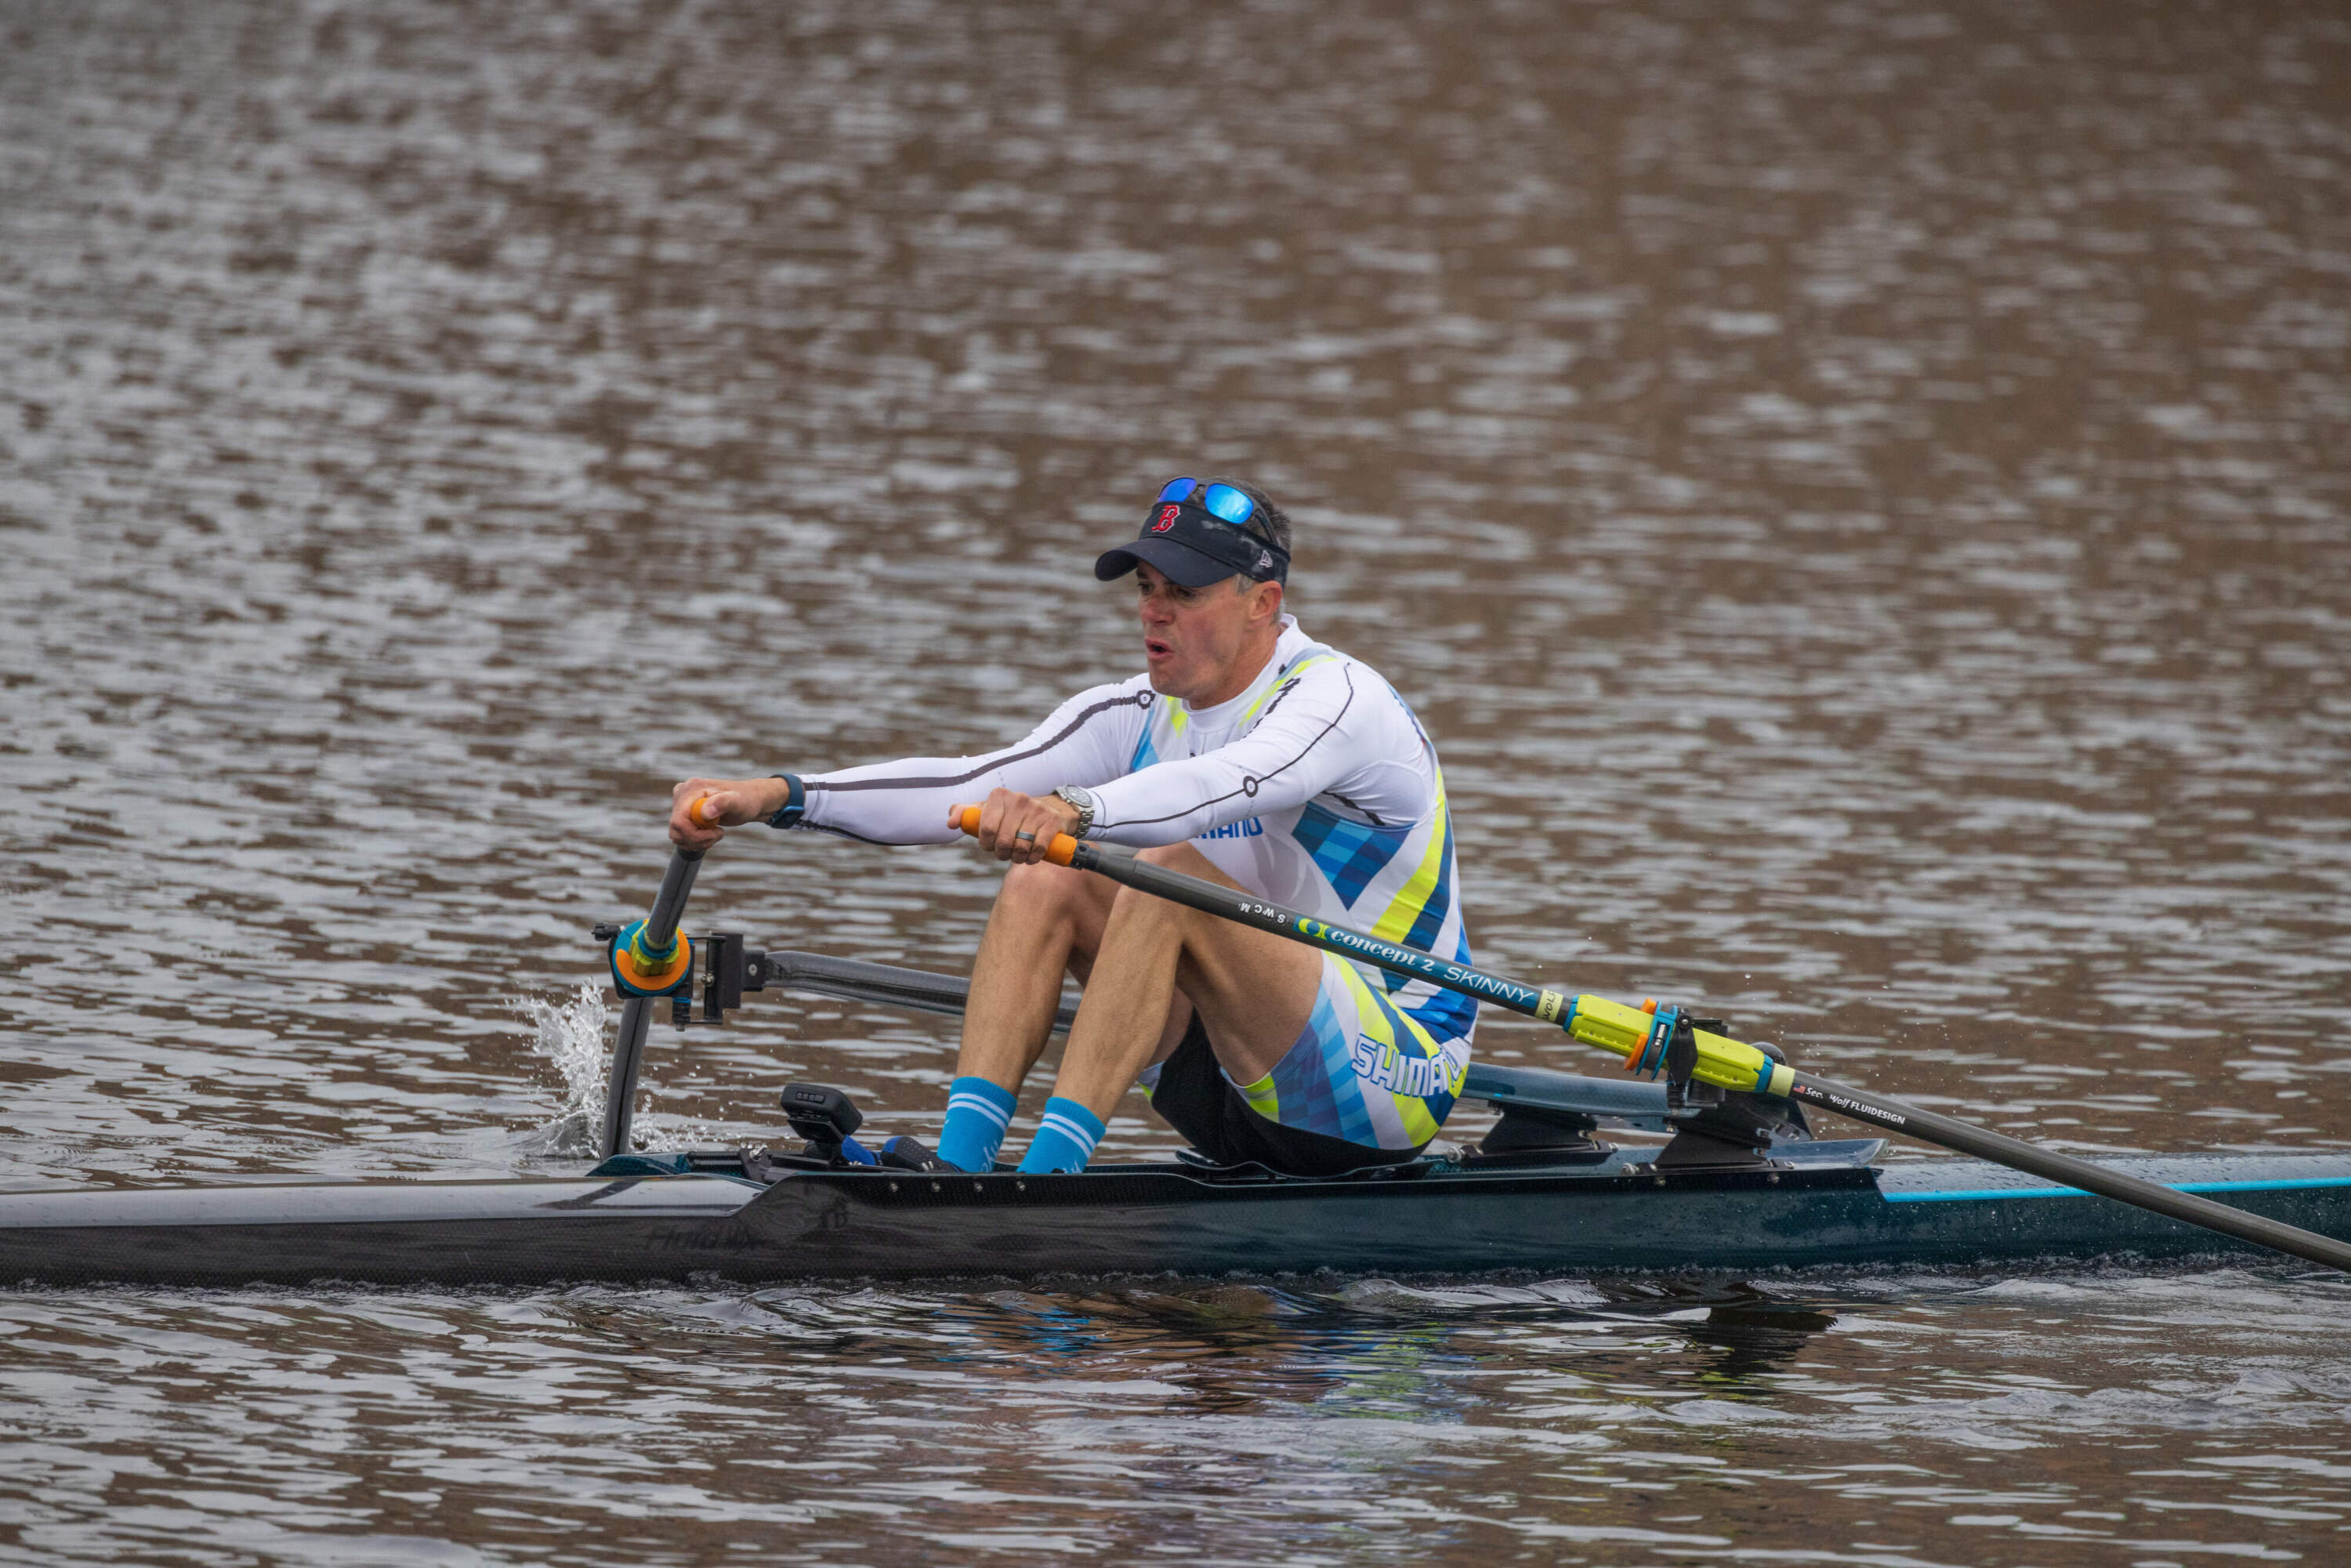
[667, 476, 1476, 1176]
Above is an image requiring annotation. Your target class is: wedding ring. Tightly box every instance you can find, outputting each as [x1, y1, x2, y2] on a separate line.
[1014, 830, 1037, 843]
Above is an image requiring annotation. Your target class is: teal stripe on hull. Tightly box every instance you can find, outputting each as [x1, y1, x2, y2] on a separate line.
[1886, 1175, 2351, 1204]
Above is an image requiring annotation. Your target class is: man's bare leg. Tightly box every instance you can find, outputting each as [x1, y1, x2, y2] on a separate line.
[941, 859, 1203, 1171]
[954, 860, 1118, 1090]
[1038, 843, 1326, 1132]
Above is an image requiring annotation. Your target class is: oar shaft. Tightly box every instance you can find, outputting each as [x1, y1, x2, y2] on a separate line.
[967, 811, 1568, 1017]
[951, 810, 1784, 1094]
[1790, 1072, 2351, 1272]
[601, 998, 654, 1161]
[1088, 845, 1556, 1012]
[641, 846, 704, 950]
[601, 845, 705, 1161]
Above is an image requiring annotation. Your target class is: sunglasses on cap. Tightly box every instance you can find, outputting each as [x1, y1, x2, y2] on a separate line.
[1154, 477, 1264, 531]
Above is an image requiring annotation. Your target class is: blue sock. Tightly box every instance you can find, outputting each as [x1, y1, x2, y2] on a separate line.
[1016, 1097, 1105, 1175]
[937, 1076, 1016, 1173]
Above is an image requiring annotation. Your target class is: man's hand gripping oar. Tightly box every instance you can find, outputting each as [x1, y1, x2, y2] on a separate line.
[951, 806, 2351, 1273]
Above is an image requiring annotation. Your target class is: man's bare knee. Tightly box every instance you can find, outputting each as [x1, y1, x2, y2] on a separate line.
[1107, 880, 1186, 931]
[1001, 858, 1092, 911]
[994, 858, 1117, 960]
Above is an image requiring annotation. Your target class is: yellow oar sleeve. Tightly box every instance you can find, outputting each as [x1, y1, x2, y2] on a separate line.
[1562, 994, 1797, 1097]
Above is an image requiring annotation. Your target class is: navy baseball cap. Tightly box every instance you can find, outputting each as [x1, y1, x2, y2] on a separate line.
[1095, 478, 1290, 588]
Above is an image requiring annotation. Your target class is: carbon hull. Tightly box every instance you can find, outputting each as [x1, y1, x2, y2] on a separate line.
[4, 1149, 2349, 1289]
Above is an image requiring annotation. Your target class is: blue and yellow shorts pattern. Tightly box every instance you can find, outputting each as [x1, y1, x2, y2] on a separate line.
[1140, 954, 1472, 1151]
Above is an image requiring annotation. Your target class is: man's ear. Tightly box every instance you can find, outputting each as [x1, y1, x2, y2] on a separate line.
[1250, 580, 1284, 625]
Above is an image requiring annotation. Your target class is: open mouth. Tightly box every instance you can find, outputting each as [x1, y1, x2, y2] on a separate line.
[1144, 637, 1173, 661]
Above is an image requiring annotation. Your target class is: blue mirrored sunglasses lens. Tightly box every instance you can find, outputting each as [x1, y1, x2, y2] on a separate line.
[1202, 484, 1255, 525]
[1156, 477, 1197, 505]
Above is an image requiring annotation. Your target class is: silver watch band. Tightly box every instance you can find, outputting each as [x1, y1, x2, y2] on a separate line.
[1053, 784, 1096, 839]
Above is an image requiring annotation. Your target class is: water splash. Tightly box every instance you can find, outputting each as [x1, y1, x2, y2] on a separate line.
[516, 983, 610, 1158]
[515, 987, 744, 1157]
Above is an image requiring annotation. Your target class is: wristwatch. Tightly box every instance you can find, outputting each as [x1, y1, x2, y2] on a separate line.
[765, 773, 806, 828]
[1052, 784, 1096, 839]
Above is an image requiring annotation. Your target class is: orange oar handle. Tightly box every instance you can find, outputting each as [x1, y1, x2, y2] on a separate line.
[952, 804, 1081, 867]
[688, 794, 723, 828]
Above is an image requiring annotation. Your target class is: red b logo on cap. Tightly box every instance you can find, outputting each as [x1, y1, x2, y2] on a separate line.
[1152, 505, 1180, 533]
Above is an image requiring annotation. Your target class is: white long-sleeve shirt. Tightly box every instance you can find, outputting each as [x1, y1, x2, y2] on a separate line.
[794, 617, 1476, 1042]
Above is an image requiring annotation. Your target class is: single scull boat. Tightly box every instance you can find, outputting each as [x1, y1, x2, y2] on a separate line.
[5, 810, 2347, 1289]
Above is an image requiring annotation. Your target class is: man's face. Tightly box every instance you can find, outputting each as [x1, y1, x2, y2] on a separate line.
[1133, 562, 1278, 704]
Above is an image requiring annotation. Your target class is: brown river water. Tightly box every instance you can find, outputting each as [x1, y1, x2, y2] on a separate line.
[4, 1, 2349, 1563]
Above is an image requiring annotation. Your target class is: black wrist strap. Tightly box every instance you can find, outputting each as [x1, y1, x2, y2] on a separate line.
[766, 773, 806, 829]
